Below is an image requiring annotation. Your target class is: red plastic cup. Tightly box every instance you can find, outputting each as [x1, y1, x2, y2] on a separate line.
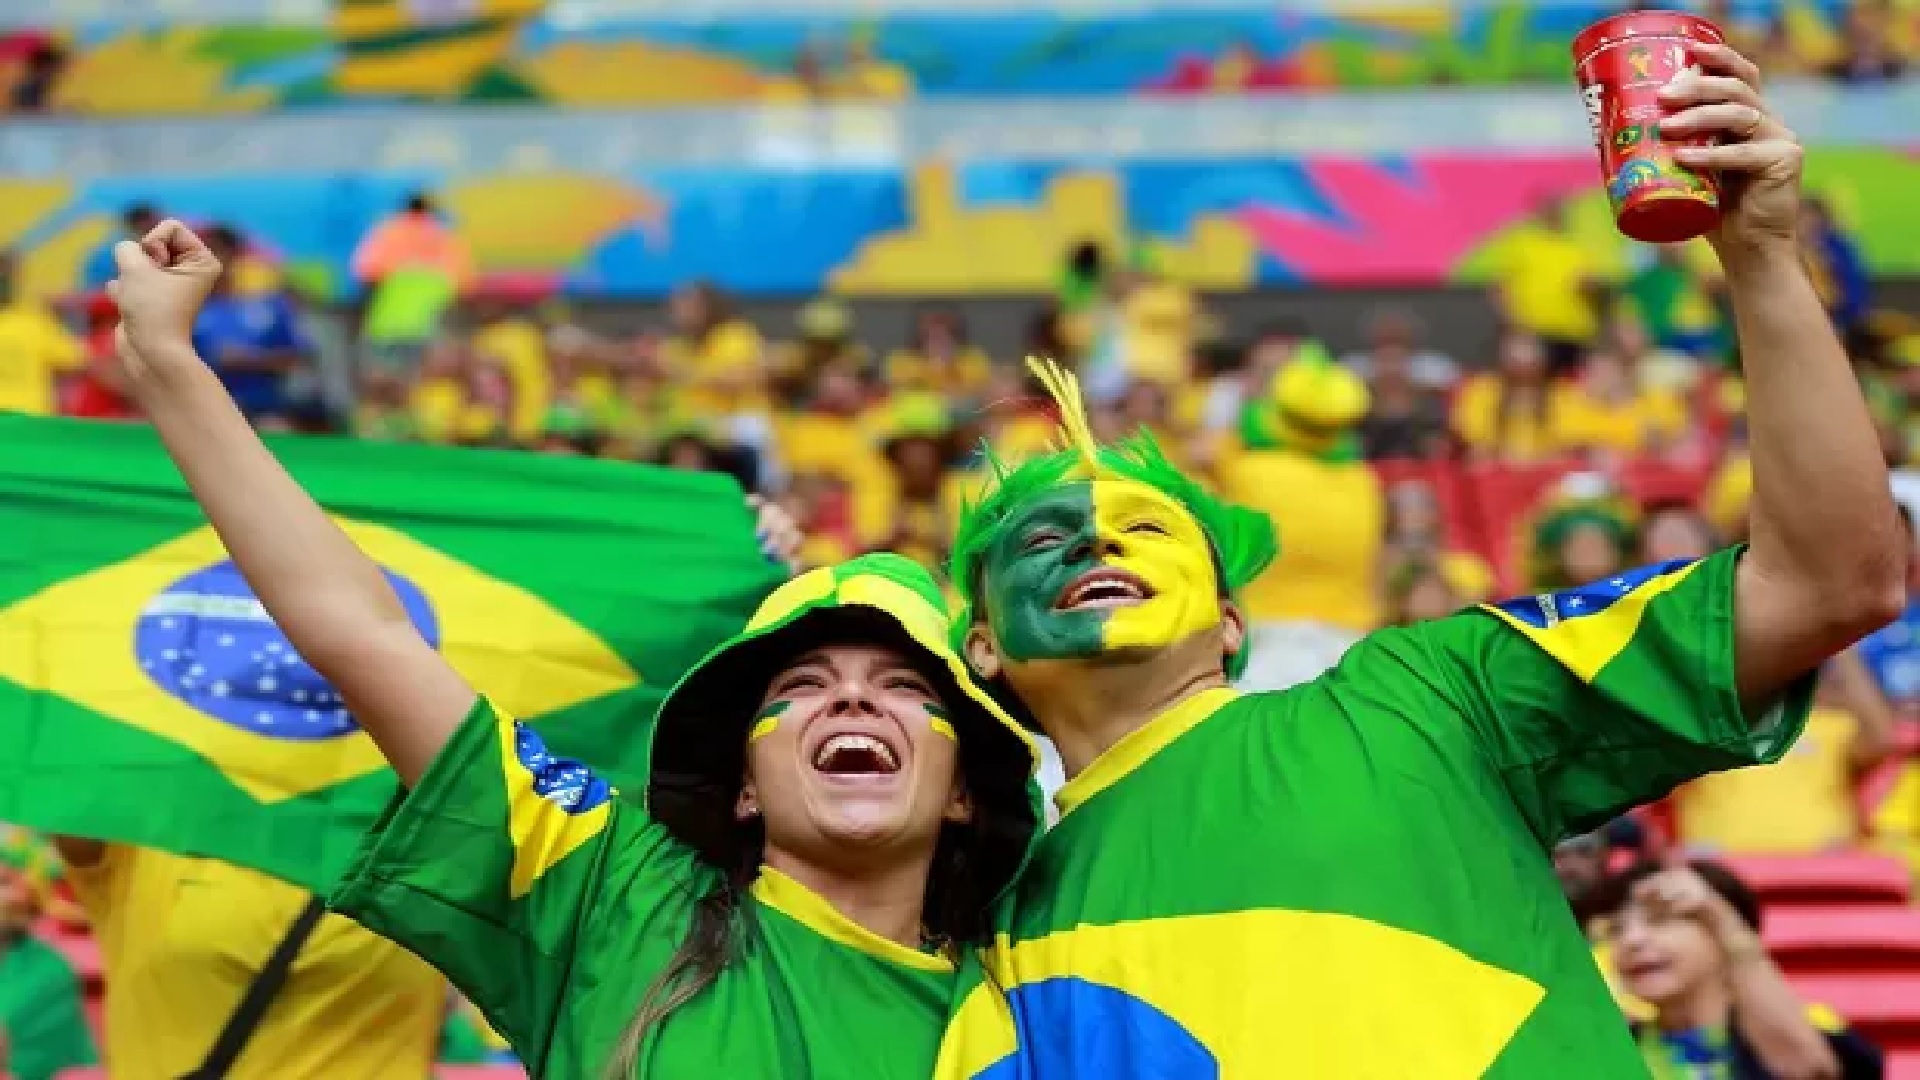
[1572, 11, 1727, 243]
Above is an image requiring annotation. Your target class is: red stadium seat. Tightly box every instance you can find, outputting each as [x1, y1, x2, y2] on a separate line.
[1788, 973, 1920, 1050]
[1764, 906, 1920, 974]
[47, 929, 103, 992]
[1720, 853, 1911, 906]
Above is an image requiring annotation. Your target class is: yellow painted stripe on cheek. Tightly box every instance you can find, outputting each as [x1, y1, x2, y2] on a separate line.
[1091, 479, 1222, 649]
[747, 700, 791, 742]
[930, 717, 957, 741]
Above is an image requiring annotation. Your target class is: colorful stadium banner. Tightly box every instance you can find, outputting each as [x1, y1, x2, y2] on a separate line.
[25, 0, 1898, 112]
[0, 414, 783, 893]
[6, 147, 1918, 300]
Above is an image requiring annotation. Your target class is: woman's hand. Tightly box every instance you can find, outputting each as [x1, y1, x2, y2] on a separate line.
[108, 219, 222, 383]
[1658, 43, 1804, 259]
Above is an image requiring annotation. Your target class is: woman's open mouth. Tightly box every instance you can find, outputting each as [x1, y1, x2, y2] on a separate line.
[1055, 568, 1155, 611]
[809, 729, 904, 780]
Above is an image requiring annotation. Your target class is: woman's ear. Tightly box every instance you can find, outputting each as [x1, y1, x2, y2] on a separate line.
[943, 784, 975, 825]
[735, 782, 760, 821]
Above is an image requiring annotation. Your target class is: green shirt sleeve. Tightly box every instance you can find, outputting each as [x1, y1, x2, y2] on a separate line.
[1413, 546, 1815, 843]
[329, 696, 691, 1067]
[0, 935, 99, 1080]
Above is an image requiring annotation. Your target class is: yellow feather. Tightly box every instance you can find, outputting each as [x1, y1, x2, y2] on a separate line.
[1024, 356, 1100, 474]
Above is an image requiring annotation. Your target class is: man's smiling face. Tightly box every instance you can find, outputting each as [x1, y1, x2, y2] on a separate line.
[974, 478, 1224, 664]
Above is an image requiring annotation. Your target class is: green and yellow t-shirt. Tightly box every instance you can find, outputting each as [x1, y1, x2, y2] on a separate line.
[333, 698, 967, 1079]
[939, 547, 1812, 1078]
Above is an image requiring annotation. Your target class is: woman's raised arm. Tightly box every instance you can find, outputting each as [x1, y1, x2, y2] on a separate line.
[110, 220, 471, 785]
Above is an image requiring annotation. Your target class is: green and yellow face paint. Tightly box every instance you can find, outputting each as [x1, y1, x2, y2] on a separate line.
[747, 682, 960, 742]
[926, 701, 957, 742]
[971, 362, 1223, 663]
[976, 478, 1221, 663]
[747, 699, 790, 743]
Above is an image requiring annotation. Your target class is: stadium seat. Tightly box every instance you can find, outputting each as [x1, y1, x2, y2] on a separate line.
[1720, 853, 1912, 907]
[1764, 906, 1920, 974]
[47, 929, 103, 991]
[1788, 973, 1920, 1050]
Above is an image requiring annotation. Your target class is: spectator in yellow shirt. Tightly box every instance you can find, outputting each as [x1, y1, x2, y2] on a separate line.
[1677, 655, 1894, 855]
[876, 394, 956, 574]
[0, 253, 84, 415]
[1219, 356, 1383, 690]
[52, 838, 445, 1080]
[774, 364, 894, 549]
[468, 295, 549, 441]
[884, 308, 992, 402]
[1451, 329, 1578, 462]
[1557, 348, 1691, 460]
[1118, 255, 1198, 388]
[661, 280, 765, 416]
[1490, 197, 1605, 373]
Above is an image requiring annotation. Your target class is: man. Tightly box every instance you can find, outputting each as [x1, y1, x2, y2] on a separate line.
[936, 44, 1904, 1079]
[190, 225, 309, 427]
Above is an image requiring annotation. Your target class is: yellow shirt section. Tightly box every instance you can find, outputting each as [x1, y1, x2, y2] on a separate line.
[1122, 280, 1196, 385]
[70, 845, 444, 1080]
[0, 305, 84, 415]
[884, 347, 992, 398]
[1556, 386, 1689, 456]
[1870, 764, 1920, 881]
[1218, 449, 1383, 631]
[665, 319, 766, 415]
[1676, 707, 1859, 853]
[1450, 375, 1576, 462]
[1496, 229, 1599, 342]
[777, 412, 896, 546]
[471, 318, 550, 441]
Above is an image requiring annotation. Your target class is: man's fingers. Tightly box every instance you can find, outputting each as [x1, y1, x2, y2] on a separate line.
[1661, 101, 1767, 141]
[1692, 41, 1765, 90]
[1676, 139, 1802, 173]
[1659, 71, 1763, 111]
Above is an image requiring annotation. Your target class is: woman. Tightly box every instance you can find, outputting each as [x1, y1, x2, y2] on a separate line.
[105, 221, 1040, 1078]
[1598, 861, 1884, 1079]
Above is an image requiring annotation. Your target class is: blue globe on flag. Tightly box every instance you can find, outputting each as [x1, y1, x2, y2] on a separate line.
[135, 560, 440, 740]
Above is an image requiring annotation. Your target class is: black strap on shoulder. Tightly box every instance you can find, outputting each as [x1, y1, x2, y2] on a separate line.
[179, 892, 328, 1080]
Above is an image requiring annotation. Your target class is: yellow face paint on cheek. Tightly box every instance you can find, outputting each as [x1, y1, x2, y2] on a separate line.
[926, 703, 957, 742]
[1092, 479, 1222, 650]
[747, 699, 790, 742]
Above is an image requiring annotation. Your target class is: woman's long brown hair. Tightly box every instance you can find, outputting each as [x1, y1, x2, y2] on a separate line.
[599, 805, 1004, 1078]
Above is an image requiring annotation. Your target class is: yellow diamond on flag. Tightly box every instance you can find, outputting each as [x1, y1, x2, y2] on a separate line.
[0, 519, 639, 803]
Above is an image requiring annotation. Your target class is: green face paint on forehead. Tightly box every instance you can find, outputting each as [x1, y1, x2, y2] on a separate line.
[979, 483, 1110, 663]
[747, 699, 790, 743]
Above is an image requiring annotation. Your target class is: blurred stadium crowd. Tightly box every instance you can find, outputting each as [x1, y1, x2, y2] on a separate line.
[3, 0, 1920, 1078]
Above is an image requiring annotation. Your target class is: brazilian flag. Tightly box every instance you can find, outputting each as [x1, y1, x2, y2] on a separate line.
[0, 415, 783, 893]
